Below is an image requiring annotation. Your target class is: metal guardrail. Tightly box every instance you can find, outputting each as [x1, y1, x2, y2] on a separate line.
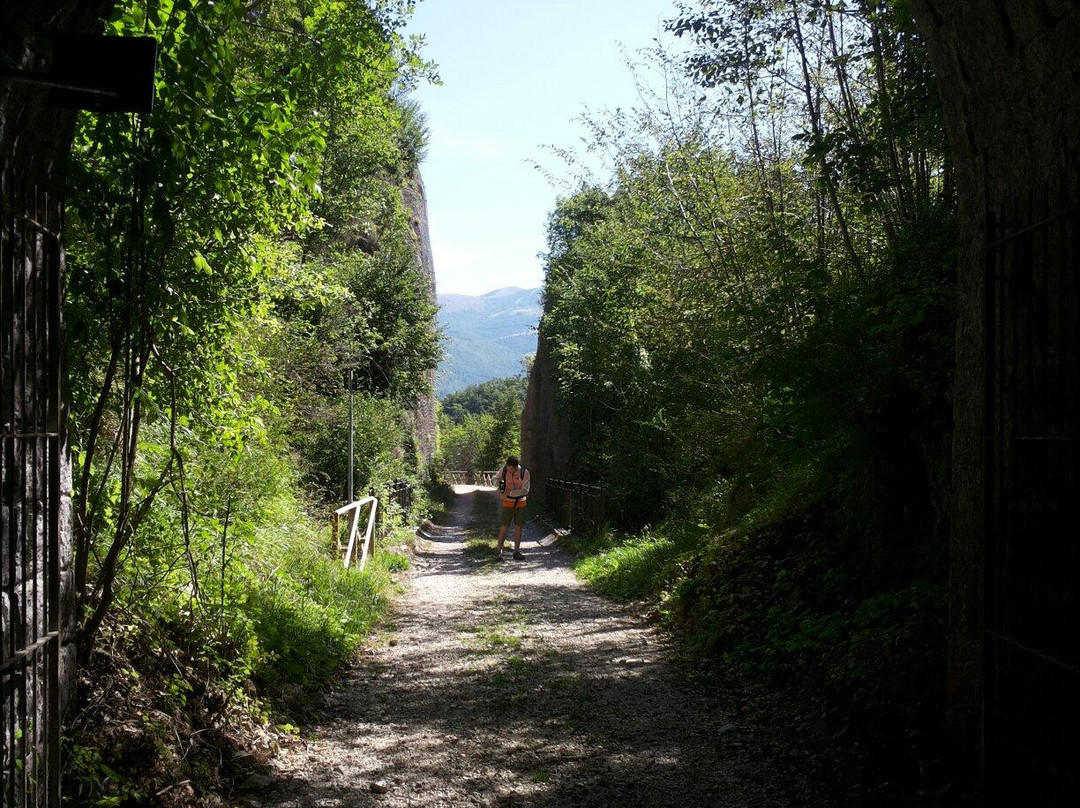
[546, 478, 606, 536]
[331, 480, 415, 570]
[332, 496, 379, 571]
[385, 479, 413, 517]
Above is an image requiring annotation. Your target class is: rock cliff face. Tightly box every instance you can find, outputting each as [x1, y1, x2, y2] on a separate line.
[520, 323, 572, 505]
[400, 171, 438, 464]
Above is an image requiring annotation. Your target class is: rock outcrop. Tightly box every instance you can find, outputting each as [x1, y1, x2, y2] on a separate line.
[520, 322, 572, 505]
[401, 171, 438, 464]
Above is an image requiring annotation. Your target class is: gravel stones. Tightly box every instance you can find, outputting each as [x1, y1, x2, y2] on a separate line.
[259, 486, 806, 807]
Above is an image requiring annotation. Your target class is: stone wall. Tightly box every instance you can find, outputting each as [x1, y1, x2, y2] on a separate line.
[911, 2, 1080, 798]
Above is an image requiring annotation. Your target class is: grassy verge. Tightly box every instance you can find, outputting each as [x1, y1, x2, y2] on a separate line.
[571, 523, 704, 601]
[63, 500, 413, 807]
[243, 518, 412, 709]
[564, 506, 951, 804]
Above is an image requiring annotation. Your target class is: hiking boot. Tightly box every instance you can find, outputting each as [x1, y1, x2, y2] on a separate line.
[513, 550, 525, 560]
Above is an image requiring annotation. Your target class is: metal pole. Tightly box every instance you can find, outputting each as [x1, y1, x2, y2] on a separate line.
[347, 369, 354, 503]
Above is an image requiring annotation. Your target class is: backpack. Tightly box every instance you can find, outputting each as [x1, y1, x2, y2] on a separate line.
[499, 466, 527, 498]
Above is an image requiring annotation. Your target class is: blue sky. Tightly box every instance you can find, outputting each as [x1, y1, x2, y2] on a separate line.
[406, 0, 681, 296]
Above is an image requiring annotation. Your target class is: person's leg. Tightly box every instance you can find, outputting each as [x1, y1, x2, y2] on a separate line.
[498, 506, 511, 554]
[512, 508, 525, 558]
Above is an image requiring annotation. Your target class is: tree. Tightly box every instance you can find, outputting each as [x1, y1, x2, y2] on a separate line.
[441, 376, 528, 423]
[64, 0, 432, 661]
[437, 412, 495, 472]
[479, 389, 522, 469]
[525, 9, 959, 790]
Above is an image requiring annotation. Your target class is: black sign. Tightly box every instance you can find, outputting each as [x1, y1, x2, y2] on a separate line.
[49, 34, 158, 113]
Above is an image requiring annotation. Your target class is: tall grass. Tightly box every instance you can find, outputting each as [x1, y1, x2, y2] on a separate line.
[64, 429, 414, 805]
[241, 514, 405, 696]
[572, 524, 704, 601]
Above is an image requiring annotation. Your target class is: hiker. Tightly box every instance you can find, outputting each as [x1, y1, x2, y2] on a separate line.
[496, 455, 530, 560]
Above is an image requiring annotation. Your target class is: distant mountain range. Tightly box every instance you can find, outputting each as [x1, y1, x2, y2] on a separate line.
[437, 286, 541, 397]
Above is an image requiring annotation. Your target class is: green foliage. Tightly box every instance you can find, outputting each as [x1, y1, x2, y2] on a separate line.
[543, 0, 954, 535]
[396, 97, 432, 175]
[659, 513, 948, 746]
[437, 412, 496, 472]
[106, 409, 397, 693]
[64, 0, 436, 662]
[436, 376, 525, 472]
[441, 376, 528, 423]
[66, 0, 437, 647]
[66, 739, 145, 807]
[480, 388, 524, 468]
[296, 391, 412, 500]
[63, 426, 409, 804]
[243, 525, 397, 694]
[61, 0, 440, 801]
[574, 525, 701, 601]
[540, 0, 956, 790]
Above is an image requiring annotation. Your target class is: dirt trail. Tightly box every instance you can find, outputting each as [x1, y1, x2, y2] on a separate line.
[262, 486, 805, 807]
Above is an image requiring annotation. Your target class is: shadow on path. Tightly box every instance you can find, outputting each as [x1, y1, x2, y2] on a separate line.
[262, 487, 814, 807]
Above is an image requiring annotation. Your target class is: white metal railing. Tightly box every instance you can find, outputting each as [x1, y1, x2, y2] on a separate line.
[476, 469, 499, 487]
[445, 469, 500, 487]
[332, 496, 379, 571]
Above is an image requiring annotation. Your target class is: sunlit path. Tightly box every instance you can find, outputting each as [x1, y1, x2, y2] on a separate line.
[262, 486, 806, 807]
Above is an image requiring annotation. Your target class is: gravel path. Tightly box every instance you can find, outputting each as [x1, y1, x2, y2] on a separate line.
[262, 486, 806, 807]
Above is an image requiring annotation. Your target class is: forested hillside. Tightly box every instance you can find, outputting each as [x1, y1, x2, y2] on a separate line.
[523, 0, 957, 793]
[436, 376, 527, 473]
[436, 286, 541, 395]
[5, 0, 1075, 803]
[57, 0, 440, 801]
